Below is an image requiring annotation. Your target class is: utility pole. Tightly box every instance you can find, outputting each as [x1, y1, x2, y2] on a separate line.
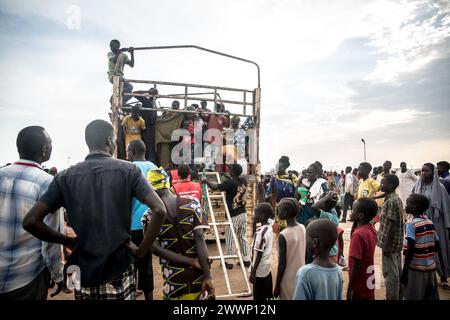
[361, 138, 366, 162]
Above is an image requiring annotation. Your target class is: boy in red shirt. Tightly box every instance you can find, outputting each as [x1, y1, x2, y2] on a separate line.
[347, 198, 378, 300]
[172, 164, 203, 203]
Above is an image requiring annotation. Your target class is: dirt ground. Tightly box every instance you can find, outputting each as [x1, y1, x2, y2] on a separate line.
[50, 219, 450, 300]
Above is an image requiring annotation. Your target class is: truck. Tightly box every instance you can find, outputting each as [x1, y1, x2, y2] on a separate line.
[110, 45, 261, 240]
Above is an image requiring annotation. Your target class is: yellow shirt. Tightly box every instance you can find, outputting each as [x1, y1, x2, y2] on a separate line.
[375, 173, 386, 207]
[122, 115, 146, 148]
[357, 178, 380, 199]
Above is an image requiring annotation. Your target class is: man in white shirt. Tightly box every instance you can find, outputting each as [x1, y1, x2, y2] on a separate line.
[396, 162, 418, 208]
[341, 166, 357, 222]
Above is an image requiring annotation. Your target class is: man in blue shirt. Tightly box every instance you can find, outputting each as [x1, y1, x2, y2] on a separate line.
[127, 140, 157, 300]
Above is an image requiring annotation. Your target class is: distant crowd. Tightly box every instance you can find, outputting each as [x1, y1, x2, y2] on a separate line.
[251, 156, 450, 300]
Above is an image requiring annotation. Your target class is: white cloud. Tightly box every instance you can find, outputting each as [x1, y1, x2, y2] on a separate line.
[344, 108, 430, 132]
[355, 0, 450, 83]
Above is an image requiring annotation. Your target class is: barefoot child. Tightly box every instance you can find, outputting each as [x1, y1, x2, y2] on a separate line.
[292, 219, 343, 300]
[274, 198, 306, 300]
[401, 194, 444, 300]
[249, 203, 274, 300]
[347, 198, 378, 300]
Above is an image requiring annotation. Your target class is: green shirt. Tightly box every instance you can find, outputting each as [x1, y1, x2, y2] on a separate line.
[107, 52, 130, 82]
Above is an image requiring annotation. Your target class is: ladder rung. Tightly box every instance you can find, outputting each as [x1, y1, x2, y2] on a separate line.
[216, 292, 253, 299]
[209, 255, 238, 260]
[209, 195, 224, 199]
[209, 222, 231, 226]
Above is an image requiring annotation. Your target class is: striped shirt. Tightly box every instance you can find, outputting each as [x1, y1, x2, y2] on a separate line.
[251, 223, 273, 278]
[0, 160, 63, 293]
[403, 215, 439, 271]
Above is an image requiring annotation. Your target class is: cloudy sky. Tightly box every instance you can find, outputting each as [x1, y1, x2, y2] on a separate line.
[0, 0, 449, 172]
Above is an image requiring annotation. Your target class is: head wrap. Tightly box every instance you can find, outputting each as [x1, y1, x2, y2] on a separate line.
[147, 167, 171, 190]
[412, 168, 450, 224]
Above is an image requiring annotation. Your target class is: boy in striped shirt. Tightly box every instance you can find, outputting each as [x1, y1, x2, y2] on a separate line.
[249, 203, 274, 300]
[401, 194, 444, 300]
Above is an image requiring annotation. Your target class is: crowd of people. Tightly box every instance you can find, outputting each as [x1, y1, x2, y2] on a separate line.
[107, 39, 254, 173]
[1, 120, 449, 301]
[252, 156, 450, 300]
[118, 99, 253, 175]
[0, 122, 250, 301]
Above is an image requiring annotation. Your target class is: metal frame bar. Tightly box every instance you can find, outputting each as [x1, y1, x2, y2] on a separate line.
[184, 86, 188, 109]
[120, 105, 253, 118]
[124, 78, 254, 93]
[125, 92, 252, 107]
[132, 45, 260, 88]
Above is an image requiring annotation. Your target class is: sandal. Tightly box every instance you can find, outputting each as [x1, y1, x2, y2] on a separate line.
[441, 282, 450, 290]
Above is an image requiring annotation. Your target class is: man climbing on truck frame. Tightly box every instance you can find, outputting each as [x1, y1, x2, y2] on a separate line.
[107, 39, 134, 104]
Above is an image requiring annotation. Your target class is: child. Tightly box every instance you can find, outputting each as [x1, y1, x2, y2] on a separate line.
[311, 192, 340, 263]
[122, 104, 146, 152]
[273, 198, 306, 300]
[347, 198, 378, 300]
[377, 174, 404, 300]
[401, 194, 444, 300]
[354, 162, 380, 227]
[297, 176, 310, 206]
[292, 219, 343, 300]
[335, 208, 347, 270]
[249, 203, 274, 300]
[356, 162, 381, 200]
